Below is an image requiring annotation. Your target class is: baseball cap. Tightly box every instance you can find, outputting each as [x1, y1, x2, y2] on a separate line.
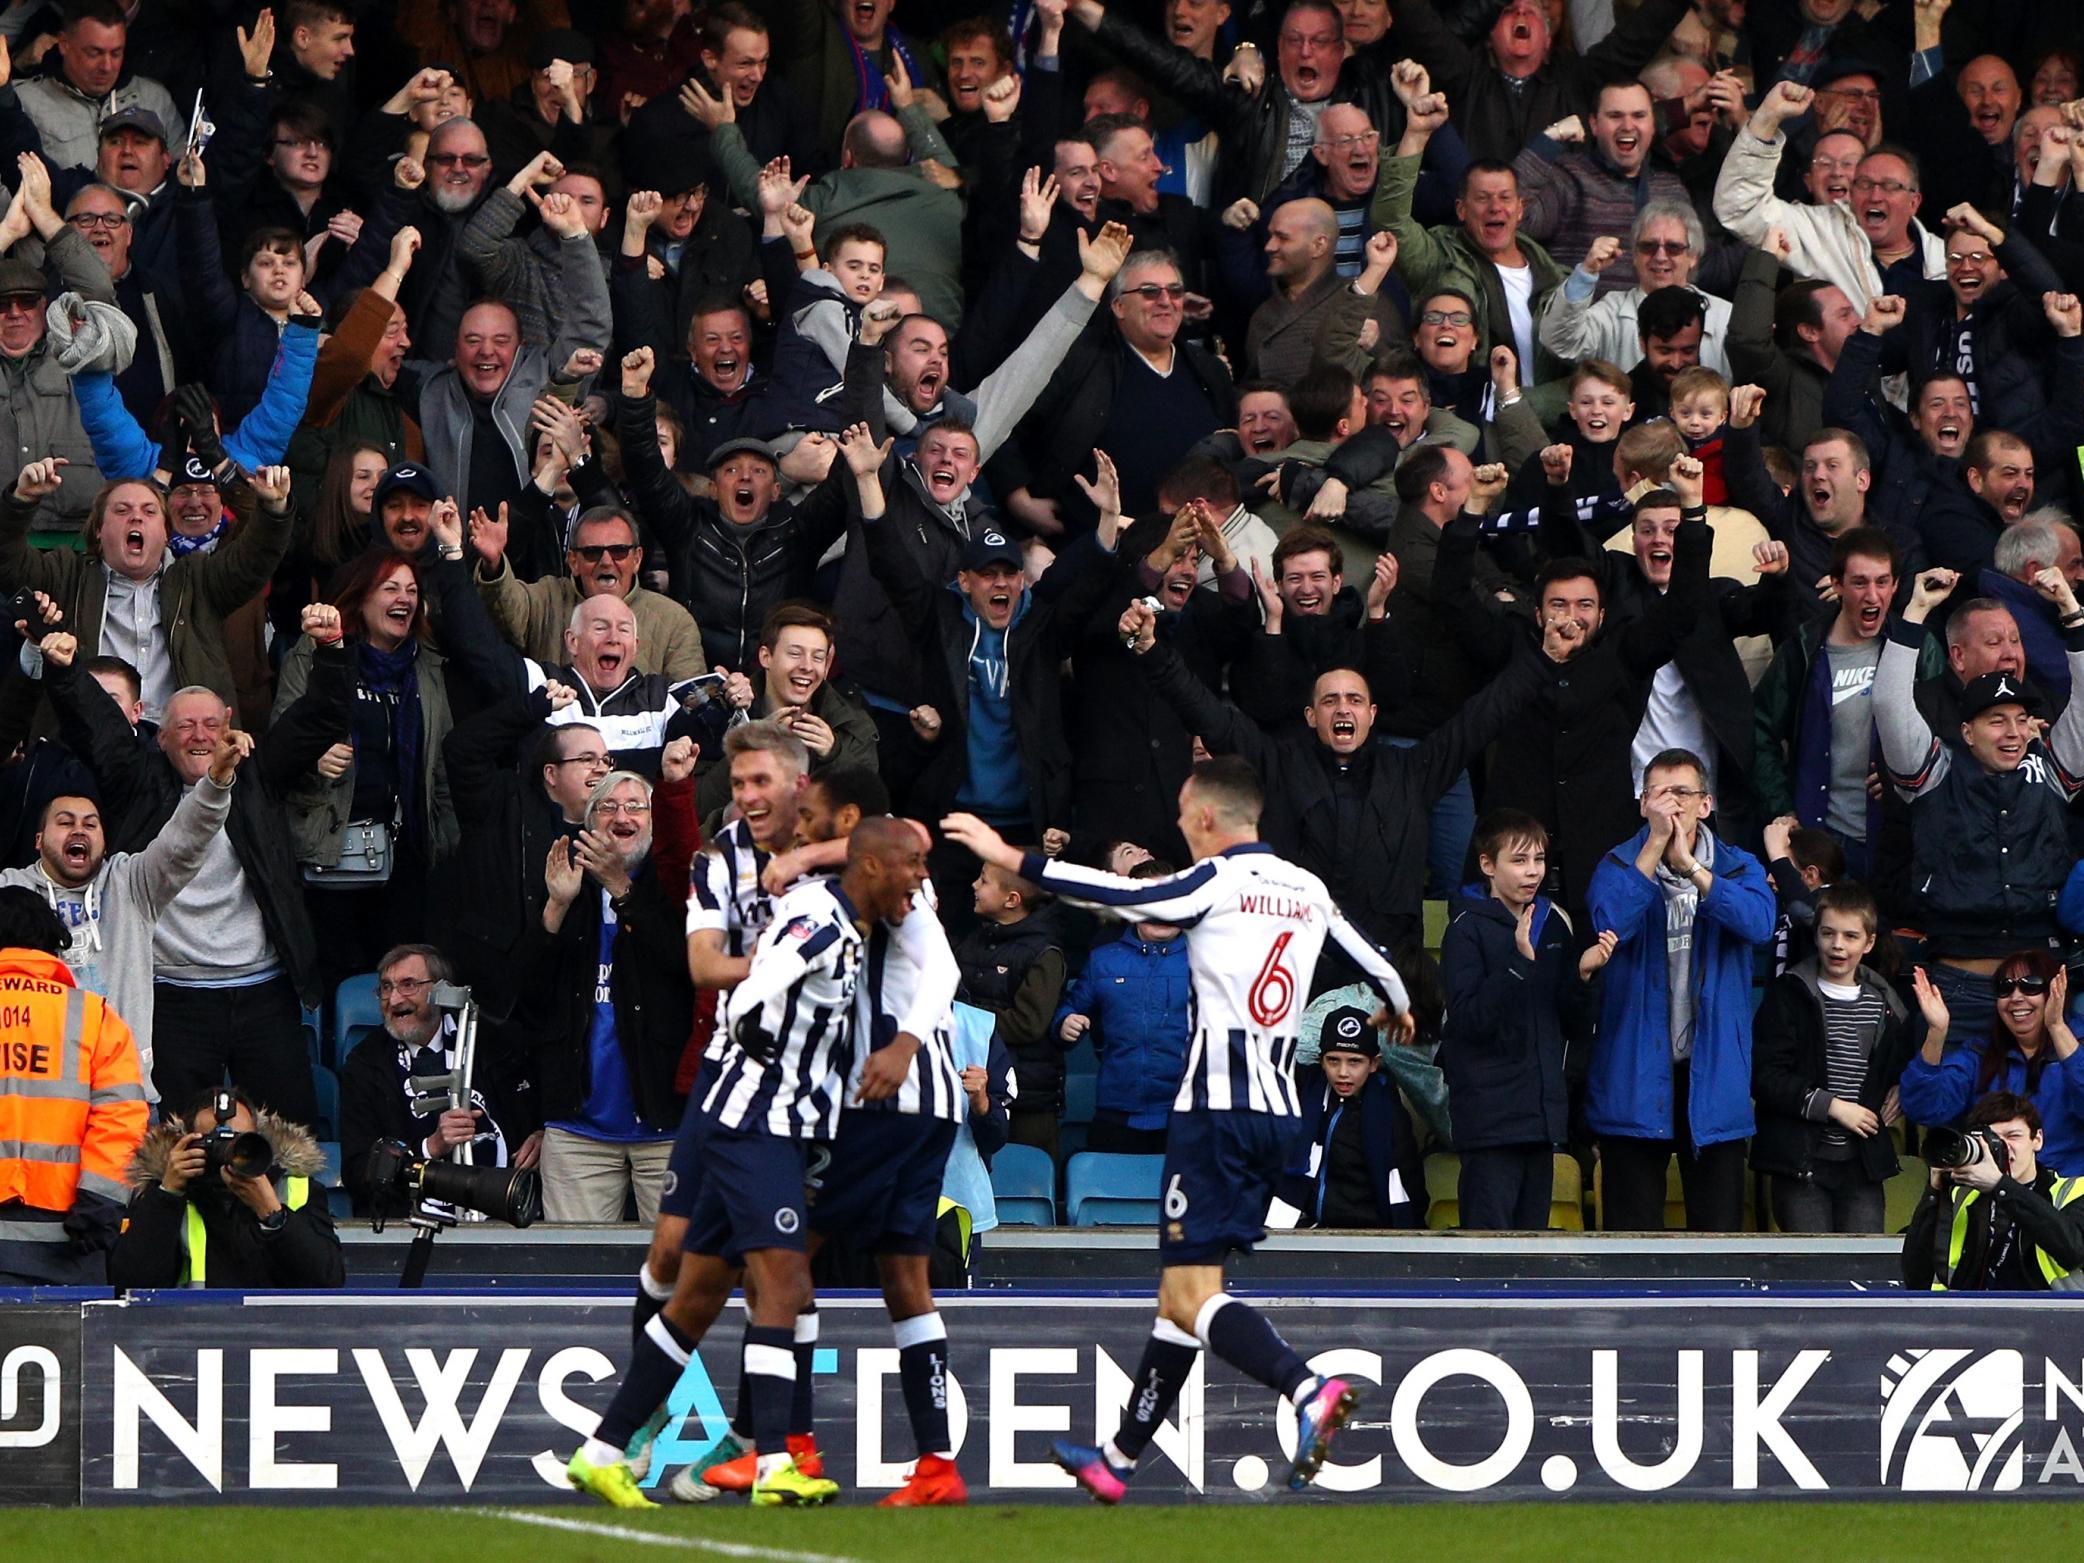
[706, 435, 777, 470]
[1958, 670, 2047, 723]
[1318, 1006, 1377, 1059]
[0, 258, 45, 300]
[100, 107, 167, 143]
[962, 527, 1022, 571]
[623, 134, 716, 200]
[372, 462, 440, 509]
[528, 28, 595, 70]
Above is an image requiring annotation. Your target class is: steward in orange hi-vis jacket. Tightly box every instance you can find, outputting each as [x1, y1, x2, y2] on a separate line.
[0, 888, 148, 1285]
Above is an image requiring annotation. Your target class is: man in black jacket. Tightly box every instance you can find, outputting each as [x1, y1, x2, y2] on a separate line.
[439, 679, 611, 1021]
[339, 941, 536, 1215]
[45, 614, 345, 1125]
[107, 1087, 344, 1290]
[846, 425, 1124, 887]
[994, 248, 1236, 529]
[513, 767, 693, 1223]
[1120, 583, 1543, 964]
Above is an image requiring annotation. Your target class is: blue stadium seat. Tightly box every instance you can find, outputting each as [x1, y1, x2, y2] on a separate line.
[331, 973, 384, 1064]
[990, 1143, 1057, 1226]
[315, 1139, 340, 1186]
[1066, 1151, 1163, 1226]
[301, 1003, 325, 1066]
[309, 1064, 341, 1140]
[327, 1186, 355, 1219]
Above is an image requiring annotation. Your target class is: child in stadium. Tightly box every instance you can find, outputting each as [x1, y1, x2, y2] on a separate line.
[1438, 810, 1608, 1230]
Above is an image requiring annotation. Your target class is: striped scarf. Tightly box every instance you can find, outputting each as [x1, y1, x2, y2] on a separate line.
[846, 25, 925, 116]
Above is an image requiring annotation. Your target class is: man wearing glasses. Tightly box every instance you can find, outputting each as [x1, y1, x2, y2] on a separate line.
[518, 765, 694, 1224]
[1540, 200, 1733, 376]
[1585, 747, 1776, 1231]
[339, 942, 535, 1215]
[1713, 79, 1945, 309]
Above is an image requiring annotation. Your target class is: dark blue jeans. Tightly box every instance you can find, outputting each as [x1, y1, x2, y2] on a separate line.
[151, 973, 315, 1127]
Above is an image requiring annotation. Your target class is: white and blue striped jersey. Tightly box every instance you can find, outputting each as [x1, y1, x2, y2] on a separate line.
[688, 818, 779, 1061]
[1022, 843, 1409, 1117]
[847, 880, 966, 1123]
[706, 877, 863, 1139]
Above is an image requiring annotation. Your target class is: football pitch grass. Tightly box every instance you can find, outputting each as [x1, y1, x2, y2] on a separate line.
[13, 1502, 2084, 1563]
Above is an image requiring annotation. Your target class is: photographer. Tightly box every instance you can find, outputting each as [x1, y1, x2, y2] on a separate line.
[107, 1087, 345, 1289]
[1903, 1093, 2084, 1292]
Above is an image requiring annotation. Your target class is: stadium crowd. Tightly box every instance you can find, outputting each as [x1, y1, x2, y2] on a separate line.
[8, 0, 2084, 1290]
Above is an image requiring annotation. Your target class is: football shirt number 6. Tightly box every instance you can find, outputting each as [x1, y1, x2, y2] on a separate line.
[1248, 930, 1296, 1027]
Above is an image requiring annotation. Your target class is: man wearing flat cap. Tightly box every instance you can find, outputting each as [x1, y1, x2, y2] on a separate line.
[1879, 564, 2084, 1044]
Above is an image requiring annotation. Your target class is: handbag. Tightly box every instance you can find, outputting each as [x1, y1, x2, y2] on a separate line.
[304, 818, 393, 885]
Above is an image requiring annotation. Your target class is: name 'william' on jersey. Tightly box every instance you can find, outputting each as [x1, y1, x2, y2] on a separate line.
[1022, 843, 1408, 1118]
[707, 878, 864, 1140]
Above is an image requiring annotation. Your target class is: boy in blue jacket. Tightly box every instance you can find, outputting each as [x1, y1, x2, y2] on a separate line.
[1440, 810, 1611, 1230]
[1587, 747, 1778, 1231]
[1052, 858, 1192, 1154]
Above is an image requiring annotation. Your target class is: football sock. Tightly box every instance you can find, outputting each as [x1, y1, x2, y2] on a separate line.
[893, 1311, 953, 1459]
[744, 1324, 797, 1457]
[632, 1262, 672, 1354]
[593, 1311, 693, 1454]
[1109, 1318, 1201, 1466]
[1195, 1294, 1312, 1404]
[790, 1309, 819, 1437]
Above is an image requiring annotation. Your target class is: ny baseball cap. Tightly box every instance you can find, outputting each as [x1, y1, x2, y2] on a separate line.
[372, 462, 439, 508]
[1958, 670, 2048, 723]
[962, 528, 1022, 571]
[1318, 1006, 1377, 1059]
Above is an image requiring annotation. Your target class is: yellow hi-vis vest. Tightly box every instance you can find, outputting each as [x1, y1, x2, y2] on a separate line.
[179, 1177, 311, 1287]
[1933, 1176, 2084, 1290]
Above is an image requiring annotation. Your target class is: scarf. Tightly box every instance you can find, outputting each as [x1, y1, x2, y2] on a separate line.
[846, 25, 924, 116]
[356, 636, 424, 849]
[167, 518, 227, 558]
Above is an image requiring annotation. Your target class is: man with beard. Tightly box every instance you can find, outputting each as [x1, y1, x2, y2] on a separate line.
[0, 630, 237, 1102]
[417, 288, 611, 523]
[398, 117, 501, 353]
[1515, 83, 1692, 290]
[1920, 431, 2046, 575]
[517, 767, 694, 1224]
[1245, 210, 1399, 390]
[1713, 82, 1946, 308]
[339, 941, 533, 1216]
[473, 503, 705, 681]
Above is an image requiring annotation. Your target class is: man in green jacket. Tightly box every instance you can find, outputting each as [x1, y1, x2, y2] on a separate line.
[1371, 64, 1569, 418]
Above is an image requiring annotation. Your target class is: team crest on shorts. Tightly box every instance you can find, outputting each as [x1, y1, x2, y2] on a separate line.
[775, 1207, 802, 1234]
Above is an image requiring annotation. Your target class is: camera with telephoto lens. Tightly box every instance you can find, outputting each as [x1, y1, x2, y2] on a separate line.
[1926, 1125, 2012, 1175]
[200, 1089, 272, 1179]
[362, 1138, 543, 1226]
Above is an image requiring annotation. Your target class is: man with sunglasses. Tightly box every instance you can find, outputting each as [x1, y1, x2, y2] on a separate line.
[475, 502, 707, 682]
[1540, 201, 1733, 376]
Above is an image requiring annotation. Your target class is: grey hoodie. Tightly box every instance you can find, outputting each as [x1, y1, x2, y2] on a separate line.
[0, 773, 233, 1100]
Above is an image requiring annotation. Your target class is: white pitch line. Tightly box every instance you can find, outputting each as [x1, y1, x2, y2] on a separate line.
[458, 1507, 870, 1563]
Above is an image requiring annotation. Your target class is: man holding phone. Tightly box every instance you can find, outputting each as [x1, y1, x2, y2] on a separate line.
[692, 604, 879, 820]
